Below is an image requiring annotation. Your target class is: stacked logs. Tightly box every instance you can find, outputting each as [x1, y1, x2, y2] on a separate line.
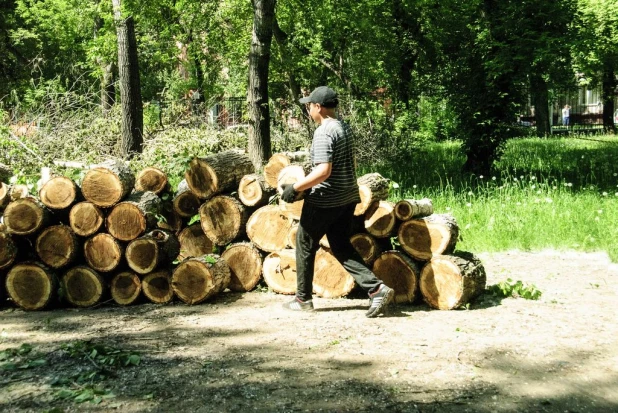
[1, 149, 486, 312]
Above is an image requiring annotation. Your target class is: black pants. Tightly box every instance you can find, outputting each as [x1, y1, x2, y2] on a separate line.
[295, 202, 382, 301]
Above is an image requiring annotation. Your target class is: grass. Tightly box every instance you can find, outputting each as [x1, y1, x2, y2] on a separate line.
[363, 134, 618, 261]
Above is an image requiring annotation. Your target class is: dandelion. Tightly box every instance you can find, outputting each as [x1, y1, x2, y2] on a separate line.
[590, 186, 595, 190]
[567, 183, 573, 187]
[520, 175, 524, 179]
[615, 192, 618, 196]
[553, 186, 557, 190]
[581, 155, 585, 159]
[492, 176, 496, 181]
[531, 185, 536, 190]
[531, 176, 536, 180]
[467, 191, 473, 196]
[595, 216, 600, 221]
[514, 178, 518, 182]
[545, 198, 553, 203]
[536, 190, 541, 194]
[413, 185, 417, 189]
[602, 192, 608, 196]
[597, 210, 603, 214]
[466, 203, 472, 207]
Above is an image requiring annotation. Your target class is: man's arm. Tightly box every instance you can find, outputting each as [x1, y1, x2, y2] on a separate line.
[293, 162, 331, 192]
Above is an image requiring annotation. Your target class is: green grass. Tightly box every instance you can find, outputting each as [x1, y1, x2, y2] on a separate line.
[363, 134, 618, 261]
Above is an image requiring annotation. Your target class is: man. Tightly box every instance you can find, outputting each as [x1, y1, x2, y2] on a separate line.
[280, 86, 394, 318]
[562, 104, 570, 126]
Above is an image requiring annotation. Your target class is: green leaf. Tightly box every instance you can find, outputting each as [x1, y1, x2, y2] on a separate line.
[128, 354, 141, 366]
[188, 214, 200, 225]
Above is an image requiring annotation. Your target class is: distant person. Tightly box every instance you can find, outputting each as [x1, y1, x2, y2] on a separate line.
[280, 86, 394, 318]
[562, 105, 570, 126]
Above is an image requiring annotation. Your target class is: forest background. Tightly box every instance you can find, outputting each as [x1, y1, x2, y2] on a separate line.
[1, 0, 617, 260]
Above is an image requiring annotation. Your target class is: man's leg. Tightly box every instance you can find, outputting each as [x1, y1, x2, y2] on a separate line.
[295, 203, 330, 302]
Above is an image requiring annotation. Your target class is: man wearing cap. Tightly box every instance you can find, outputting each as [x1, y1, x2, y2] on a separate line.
[280, 86, 394, 318]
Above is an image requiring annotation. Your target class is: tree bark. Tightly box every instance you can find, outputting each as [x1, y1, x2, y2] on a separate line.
[531, 73, 550, 137]
[0, 182, 10, 211]
[247, 0, 275, 170]
[355, 173, 390, 216]
[602, 63, 616, 133]
[372, 251, 420, 304]
[172, 254, 231, 305]
[5, 262, 57, 310]
[420, 251, 486, 310]
[394, 198, 433, 221]
[220, 242, 264, 292]
[185, 149, 255, 199]
[61, 265, 106, 307]
[0, 230, 17, 270]
[0, 163, 11, 183]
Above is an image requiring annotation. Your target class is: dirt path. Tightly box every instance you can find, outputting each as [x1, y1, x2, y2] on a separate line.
[1, 250, 618, 413]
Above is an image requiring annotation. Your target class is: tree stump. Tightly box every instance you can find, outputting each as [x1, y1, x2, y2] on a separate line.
[420, 252, 486, 310]
[0, 182, 11, 211]
[84, 233, 124, 273]
[39, 176, 79, 210]
[61, 266, 105, 307]
[81, 159, 134, 207]
[398, 214, 459, 261]
[126, 229, 180, 274]
[185, 149, 254, 199]
[135, 167, 168, 194]
[263, 151, 310, 189]
[172, 179, 200, 218]
[177, 224, 214, 260]
[111, 271, 142, 305]
[35, 225, 79, 269]
[199, 195, 249, 246]
[364, 200, 397, 238]
[313, 247, 356, 298]
[69, 202, 105, 237]
[172, 254, 231, 305]
[3, 198, 51, 236]
[142, 270, 174, 304]
[106, 191, 162, 241]
[394, 198, 433, 221]
[354, 173, 390, 216]
[0, 231, 17, 270]
[372, 251, 420, 304]
[350, 233, 387, 266]
[6, 262, 57, 310]
[238, 173, 275, 207]
[262, 249, 297, 294]
[246, 205, 295, 252]
[221, 242, 263, 292]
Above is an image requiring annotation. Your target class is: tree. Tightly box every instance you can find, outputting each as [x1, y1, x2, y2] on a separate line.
[247, 0, 275, 169]
[111, 0, 143, 158]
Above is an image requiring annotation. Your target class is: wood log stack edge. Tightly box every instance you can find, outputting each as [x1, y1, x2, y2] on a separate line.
[0, 150, 486, 312]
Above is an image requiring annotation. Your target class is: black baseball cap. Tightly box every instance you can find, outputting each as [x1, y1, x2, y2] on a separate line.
[299, 86, 339, 107]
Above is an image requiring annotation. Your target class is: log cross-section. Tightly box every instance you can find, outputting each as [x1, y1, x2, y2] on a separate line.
[177, 224, 214, 260]
[246, 205, 295, 252]
[398, 214, 459, 261]
[172, 255, 231, 305]
[81, 160, 134, 207]
[3, 198, 51, 236]
[126, 229, 180, 274]
[111, 271, 142, 305]
[263, 151, 310, 189]
[172, 179, 201, 218]
[0, 231, 17, 270]
[39, 176, 79, 210]
[69, 202, 104, 237]
[106, 191, 161, 241]
[200, 195, 249, 246]
[313, 247, 356, 298]
[394, 198, 434, 221]
[354, 172, 390, 216]
[61, 266, 106, 307]
[135, 167, 168, 194]
[372, 251, 420, 304]
[142, 270, 174, 304]
[238, 173, 275, 207]
[35, 225, 79, 269]
[220, 242, 263, 292]
[364, 200, 397, 239]
[5, 262, 57, 310]
[84, 233, 124, 273]
[262, 249, 297, 294]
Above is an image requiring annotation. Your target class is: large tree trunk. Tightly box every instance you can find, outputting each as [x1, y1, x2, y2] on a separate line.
[125, 229, 180, 274]
[172, 254, 231, 305]
[35, 225, 79, 269]
[247, 0, 275, 169]
[112, 0, 143, 158]
[420, 252, 486, 310]
[81, 159, 135, 208]
[95, 4, 115, 111]
[6, 262, 57, 310]
[199, 195, 249, 246]
[61, 265, 106, 308]
[220, 242, 264, 292]
[398, 214, 459, 261]
[185, 150, 255, 199]
[0, 163, 11, 183]
[106, 191, 161, 241]
[602, 64, 616, 133]
[246, 205, 295, 252]
[372, 251, 420, 304]
[531, 73, 550, 137]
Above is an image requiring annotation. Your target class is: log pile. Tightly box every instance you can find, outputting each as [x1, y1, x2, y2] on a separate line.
[0, 149, 486, 312]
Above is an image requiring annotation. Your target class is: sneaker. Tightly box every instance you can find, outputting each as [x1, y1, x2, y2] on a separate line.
[283, 297, 314, 312]
[366, 284, 394, 318]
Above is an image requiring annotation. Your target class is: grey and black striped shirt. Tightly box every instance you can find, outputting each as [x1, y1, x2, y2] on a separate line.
[306, 118, 360, 208]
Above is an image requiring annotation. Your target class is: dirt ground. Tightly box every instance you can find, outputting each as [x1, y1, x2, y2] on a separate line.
[1, 250, 618, 413]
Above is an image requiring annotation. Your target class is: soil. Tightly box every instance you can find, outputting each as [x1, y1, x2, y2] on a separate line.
[1, 250, 617, 413]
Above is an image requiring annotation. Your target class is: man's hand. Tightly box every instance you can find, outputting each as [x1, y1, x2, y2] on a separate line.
[281, 183, 298, 203]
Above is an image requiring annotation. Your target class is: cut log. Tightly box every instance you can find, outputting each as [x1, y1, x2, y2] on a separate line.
[135, 167, 168, 194]
[185, 149, 254, 199]
[262, 249, 297, 294]
[61, 266, 105, 307]
[142, 270, 174, 304]
[126, 229, 180, 274]
[420, 252, 486, 310]
[35, 225, 79, 269]
[238, 173, 275, 207]
[84, 233, 124, 272]
[172, 179, 200, 218]
[81, 159, 135, 207]
[350, 233, 387, 266]
[398, 213, 459, 261]
[172, 254, 231, 304]
[0, 182, 10, 211]
[246, 205, 295, 252]
[0, 231, 17, 270]
[286, 223, 298, 249]
[354, 173, 390, 216]
[3, 198, 51, 235]
[6, 262, 57, 310]
[39, 176, 79, 210]
[372, 251, 420, 304]
[394, 198, 433, 221]
[0, 163, 11, 183]
[106, 191, 161, 241]
[9, 184, 30, 201]
[221, 242, 263, 292]
[364, 200, 397, 238]
[199, 195, 248, 246]
[110, 271, 142, 305]
[177, 223, 213, 260]
[263, 151, 310, 188]
[276, 164, 308, 220]
[69, 202, 104, 237]
[313, 247, 356, 298]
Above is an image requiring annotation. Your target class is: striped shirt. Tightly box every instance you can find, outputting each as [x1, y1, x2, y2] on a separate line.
[306, 118, 360, 207]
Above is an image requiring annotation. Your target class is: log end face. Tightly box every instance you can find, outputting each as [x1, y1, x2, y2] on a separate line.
[135, 167, 168, 194]
[39, 177, 77, 210]
[111, 272, 142, 305]
[106, 203, 147, 242]
[69, 202, 104, 237]
[62, 266, 104, 307]
[6, 263, 55, 310]
[82, 168, 125, 207]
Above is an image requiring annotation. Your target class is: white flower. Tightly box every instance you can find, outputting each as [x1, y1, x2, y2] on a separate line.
[545, 198, 553, 203]
[581, 155, 585, 159]
[536, 190, 541, 194]
[492, 176, 496, 181]
[531, 185, 536, 189]
[613, 173, 617, 177]
[413, 185, 417, 189]
[552, 186, 557, 190]
[479, 175, 484, 179]
[531, 176, 536, 180]
[615, 192, 618, 196]
[567, 183, 573, 187]
[520, 176, 524, 179]
[602, 192, 608, 196]
[590, 186, 595, 190]
[595, 216, 600, 221]
[597, 210, 603, 214]
[466, 203, 472, 207]
[514, 178, 518, 182]
[467, 191, 473, 196]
